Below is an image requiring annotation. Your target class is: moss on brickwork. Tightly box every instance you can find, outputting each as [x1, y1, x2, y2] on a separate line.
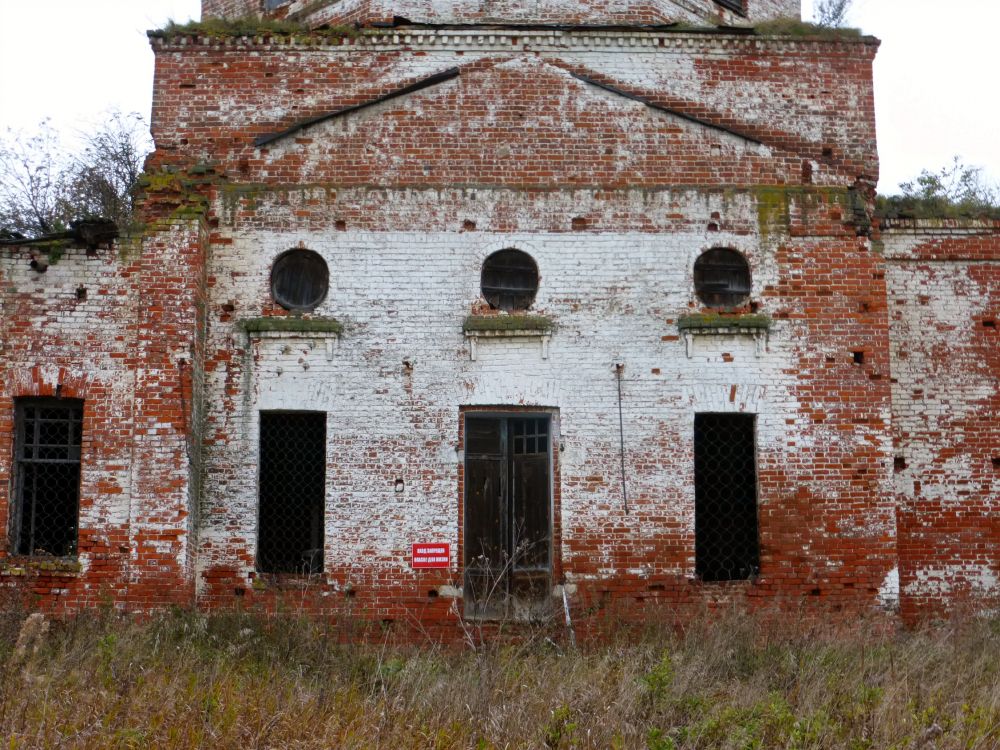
[239, 317, 343, 334]
[677, 313, 772, 331]
[463, 314, 554, 332]
[753, 20, 864, 40]
[150, 17, 361, 41]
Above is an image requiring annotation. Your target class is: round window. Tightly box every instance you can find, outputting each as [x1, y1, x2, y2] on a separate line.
[270, 249, 329, 311]
[481, 249, 539, 312]
[693, 248, 751, 307]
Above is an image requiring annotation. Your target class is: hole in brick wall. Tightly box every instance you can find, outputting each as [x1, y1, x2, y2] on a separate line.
[809, 588, 821, 596]
[707, 222, 719, 232]
[179, 83, 196, 89]
[75, 287, 87, 301]
[859, 301, 870, 312]
[234, 587, 245, 597]
[894, 457, 907, 472]
[648, 583, 665, 591]
[992, 457, 1000, 470]
[427, 589, 439, 598]
[983, 320, 996, 328]
[571, 217, 587, 231]
[462, 219, 476, 231]
[335, 220, 346, 231]
[801, 160, 813, 184]
[749, 301, 760, 312]
[344, 589, 357, 598]
[821, 146, 834, 159]
[853, 351, 865, 365]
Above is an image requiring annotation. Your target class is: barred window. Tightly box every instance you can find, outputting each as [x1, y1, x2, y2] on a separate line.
[694, 413, 760, 581]
[270, 249, 329, 311]
[257, 412, 326, 574]
[11, 399, 83, 557]
[694, 248, 751, 307]
[481, 249, 539, 312]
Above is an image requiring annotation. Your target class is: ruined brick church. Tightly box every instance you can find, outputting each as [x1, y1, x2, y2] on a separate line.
[0, 0, 996, 630]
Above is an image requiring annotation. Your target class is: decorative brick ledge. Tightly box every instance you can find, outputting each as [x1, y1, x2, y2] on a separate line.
[463, 314, 554, 360]
[677, 313, 771, 358]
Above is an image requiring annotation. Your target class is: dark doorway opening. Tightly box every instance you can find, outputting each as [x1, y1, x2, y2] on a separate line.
[464, 414, 552, 618]
[257, 411, 326, 574]
[694, 413, 760, 581]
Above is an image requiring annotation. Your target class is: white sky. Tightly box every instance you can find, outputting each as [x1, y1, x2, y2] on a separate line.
[1, 0, 997, 193]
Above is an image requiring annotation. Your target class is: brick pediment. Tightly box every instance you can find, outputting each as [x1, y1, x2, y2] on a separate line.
[256, 57, 803, 189]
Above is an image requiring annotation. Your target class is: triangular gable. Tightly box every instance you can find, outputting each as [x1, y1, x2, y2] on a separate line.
[255, 57, 807, 188]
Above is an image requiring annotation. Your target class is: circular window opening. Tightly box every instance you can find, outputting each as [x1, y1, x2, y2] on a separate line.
[481, 248, 539, 312]
[270, 249, 329, 311]
[694, 248, 751, 307]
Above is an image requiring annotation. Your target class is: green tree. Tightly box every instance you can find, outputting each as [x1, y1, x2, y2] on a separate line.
[879, 157, 1000, 219]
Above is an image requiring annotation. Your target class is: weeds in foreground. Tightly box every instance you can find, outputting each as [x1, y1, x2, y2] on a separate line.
[0, 607, 997, 748]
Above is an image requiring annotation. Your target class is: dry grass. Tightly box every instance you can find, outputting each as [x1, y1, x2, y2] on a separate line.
[0, 604, 997, 749]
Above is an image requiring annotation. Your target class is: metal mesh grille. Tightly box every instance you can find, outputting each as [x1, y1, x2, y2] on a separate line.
[258, 412, 326, 574]
[13, 400, 83, 557]
[694, 413, 760, 581]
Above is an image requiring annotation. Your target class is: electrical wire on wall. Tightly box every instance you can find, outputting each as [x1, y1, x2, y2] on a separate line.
[615, 363, 629, 514]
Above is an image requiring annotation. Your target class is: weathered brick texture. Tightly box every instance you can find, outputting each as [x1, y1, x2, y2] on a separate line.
[201, 0, 801, 26]
[884, 220, 1000, 619]
[1, 7, 994, 632]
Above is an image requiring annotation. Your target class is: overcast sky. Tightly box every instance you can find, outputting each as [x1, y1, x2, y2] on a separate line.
[1, 0, 997, 193]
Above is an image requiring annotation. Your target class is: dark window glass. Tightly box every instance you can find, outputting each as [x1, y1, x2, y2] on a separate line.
[12, 399, 83, 556]
[464, 414, 551, 618]
[694, 413, 760, 582]
[481, 249, 539, 312]
[694, 248, 751, 307]
[270, 249, 329, 311]
[258, 411, 326, 574]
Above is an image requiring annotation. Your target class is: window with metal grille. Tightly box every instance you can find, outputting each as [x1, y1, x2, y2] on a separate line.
[257, 411, 326, 574]
[464, 414, 551, 618]
[11, 399, 83, 557]
[693, 248, 751, 307]
[694, 413, 760, 581]
[270, 248, 329, 311]
[481, 249, 539, 312]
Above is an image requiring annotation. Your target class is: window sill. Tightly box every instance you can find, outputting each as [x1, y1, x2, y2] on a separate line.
[677, 313, 771, 358]
[0, 557, 82, 576]
[240, 316, 342, 359]
[462, 315, 554, 361]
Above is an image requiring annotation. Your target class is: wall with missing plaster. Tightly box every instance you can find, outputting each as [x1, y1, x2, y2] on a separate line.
[2, 12, 994, 632]
[884, 220, 1000, 619]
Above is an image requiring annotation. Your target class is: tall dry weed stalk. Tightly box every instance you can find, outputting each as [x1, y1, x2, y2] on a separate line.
[0, 605, 996, 748]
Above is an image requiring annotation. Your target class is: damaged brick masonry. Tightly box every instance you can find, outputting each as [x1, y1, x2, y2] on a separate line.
[0, 0, 996, 633]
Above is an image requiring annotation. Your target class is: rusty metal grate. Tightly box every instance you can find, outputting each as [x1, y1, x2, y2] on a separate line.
[694, 413, 760, 581]
[257, 411, 326, 574]
[12, 399, 83, 557]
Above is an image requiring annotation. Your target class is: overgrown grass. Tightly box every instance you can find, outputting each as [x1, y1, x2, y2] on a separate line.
[0, 606, 997, 748]
[149, 17, 361, 41]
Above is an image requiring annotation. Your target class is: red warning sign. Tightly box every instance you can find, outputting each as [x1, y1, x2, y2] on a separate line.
[411, 543, 450, 569]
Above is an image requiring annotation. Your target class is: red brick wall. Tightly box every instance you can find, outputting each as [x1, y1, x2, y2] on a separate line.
[0, 218, 205, 612]
[885, 220, 1000, 620]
